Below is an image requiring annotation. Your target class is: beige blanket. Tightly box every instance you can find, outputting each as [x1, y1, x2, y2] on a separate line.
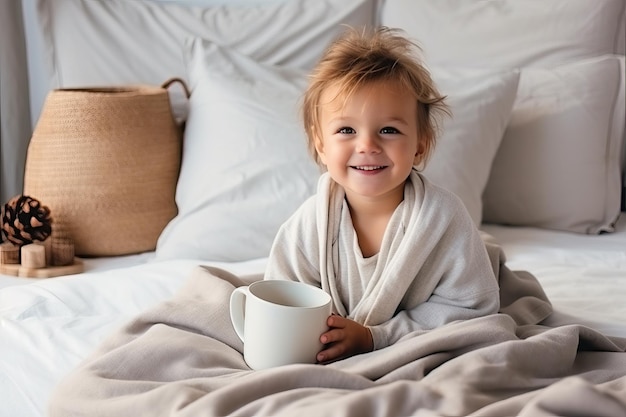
[49, 241, 626, 417]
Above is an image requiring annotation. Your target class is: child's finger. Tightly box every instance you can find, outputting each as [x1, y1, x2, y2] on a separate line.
[317, 342, 346, 363]
[320, 328, 345, 344]
[327, 314, 348, 328]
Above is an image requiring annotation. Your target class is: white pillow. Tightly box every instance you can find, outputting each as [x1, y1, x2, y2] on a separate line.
[156, 38, 520, 261]
[382, 0, 626, 233]
[482, 56, 624, 233]
[35, 0, 377, 119]
[381, 0, 626, 67]
[155, 38, 319, 262]
[423, 69, 520, 225]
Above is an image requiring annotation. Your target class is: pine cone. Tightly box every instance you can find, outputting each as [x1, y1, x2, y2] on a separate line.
[1, 195, 53, 245]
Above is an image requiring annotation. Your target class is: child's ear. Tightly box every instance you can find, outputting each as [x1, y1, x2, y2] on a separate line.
[413, 141, 426, 164]
[315, 139, 327, 165]
[312, 127, 327, 165]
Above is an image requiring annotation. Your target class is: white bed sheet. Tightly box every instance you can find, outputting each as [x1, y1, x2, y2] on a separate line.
[0, 251, 156, 289]
[482, 214, 626, 338]
[0, 256, 267, 417]
[1, 216, 625, 417]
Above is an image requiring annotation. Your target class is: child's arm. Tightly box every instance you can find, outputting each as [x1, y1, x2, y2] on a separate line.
[315, 281, 499, 360]
[361, 183, 501, 350]
[264, 199, 321, 286]
[367, 288, 500, 349]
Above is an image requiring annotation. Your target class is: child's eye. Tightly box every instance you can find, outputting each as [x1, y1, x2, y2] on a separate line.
[380, 126, 400, 134]
[337, 127, 356, 134]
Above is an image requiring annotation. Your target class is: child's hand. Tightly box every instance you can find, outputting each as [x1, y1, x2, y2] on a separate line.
[317, 315, 373, 364]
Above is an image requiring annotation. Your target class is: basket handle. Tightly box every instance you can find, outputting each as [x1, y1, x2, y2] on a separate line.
[161, 77, 190, 99]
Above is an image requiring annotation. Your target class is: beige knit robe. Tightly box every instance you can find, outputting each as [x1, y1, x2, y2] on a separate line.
[265, 170, 500, 349]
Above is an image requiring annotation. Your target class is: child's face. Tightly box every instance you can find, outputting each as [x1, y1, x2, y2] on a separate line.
[315, 80, 422, 205]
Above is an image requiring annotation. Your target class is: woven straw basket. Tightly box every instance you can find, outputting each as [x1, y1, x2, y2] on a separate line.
[23, 79, 187, 256]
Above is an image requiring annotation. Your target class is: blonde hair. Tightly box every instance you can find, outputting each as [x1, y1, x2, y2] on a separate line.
[302, 26, 449, 168]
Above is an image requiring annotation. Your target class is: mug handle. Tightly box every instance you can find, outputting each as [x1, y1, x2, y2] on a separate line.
[229, 286, 249, 342]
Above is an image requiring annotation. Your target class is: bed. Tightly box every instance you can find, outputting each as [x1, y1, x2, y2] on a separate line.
[2, 0, 626, 416]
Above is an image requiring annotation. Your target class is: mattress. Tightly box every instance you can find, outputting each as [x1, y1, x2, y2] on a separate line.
[1, 218, 625, 417]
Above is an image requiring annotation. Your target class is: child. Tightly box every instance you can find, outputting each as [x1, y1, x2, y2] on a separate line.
[265, 27, 500, 364]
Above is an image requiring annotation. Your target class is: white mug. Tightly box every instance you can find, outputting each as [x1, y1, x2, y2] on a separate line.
[229, 279, 332, 370]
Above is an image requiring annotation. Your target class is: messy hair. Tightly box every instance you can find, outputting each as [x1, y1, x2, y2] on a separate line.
[302, 26, 449, 168]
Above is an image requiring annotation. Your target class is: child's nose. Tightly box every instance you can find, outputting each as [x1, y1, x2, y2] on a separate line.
[356, 133, 381, 153]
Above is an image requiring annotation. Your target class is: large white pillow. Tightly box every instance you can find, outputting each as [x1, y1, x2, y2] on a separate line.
[155, 38, 319, 262]
[482, 56, 624, 234]
[156, 38, 520, 261]
[381, 0, 626, 66]
[382, 0, 626, 233]
[38, 0, 376, 81]
[34, 0, 377, 119]
[423, 69, 520, 226]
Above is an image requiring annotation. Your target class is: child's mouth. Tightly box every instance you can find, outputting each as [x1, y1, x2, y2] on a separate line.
[351, 165, 386, 171]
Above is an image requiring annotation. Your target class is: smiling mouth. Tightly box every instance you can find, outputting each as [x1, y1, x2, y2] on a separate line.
[351, 165, 387, 171]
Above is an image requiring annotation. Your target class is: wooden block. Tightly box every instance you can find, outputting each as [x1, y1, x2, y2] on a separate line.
[36, 238, 53, 266]
[21, 243, 46, 269]
[0, 242, 20, 264]
[0, 262, 19, 276]
[0, 258, 84, 278]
